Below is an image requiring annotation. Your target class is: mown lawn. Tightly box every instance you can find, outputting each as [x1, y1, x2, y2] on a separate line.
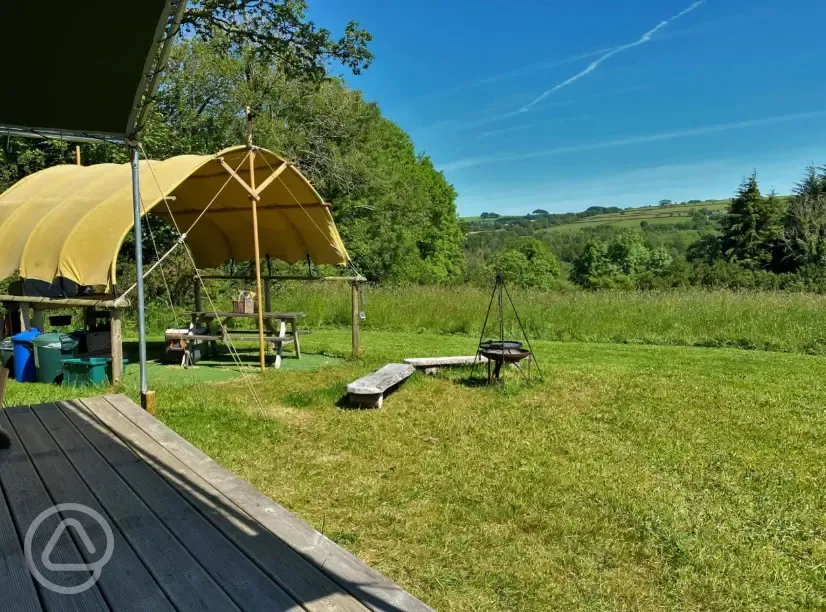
[5, 329, 826, 610]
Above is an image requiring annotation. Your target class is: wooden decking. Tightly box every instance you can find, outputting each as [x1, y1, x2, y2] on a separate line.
[0, 395, 431, 612]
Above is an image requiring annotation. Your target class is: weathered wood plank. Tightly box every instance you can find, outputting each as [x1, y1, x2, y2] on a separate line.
[404, 356, 487, 368]
[55, 399, 304, 612]
[103, 394, 433, 612]
[0, 458, 42, 612]
[13, 405, 242, 612]
[347, 364, 415, 396]
[9, 406, 174, 612]
[0, 408, 109, 612]
[0, 294, 129, 309]
[72, 397, 366, 612]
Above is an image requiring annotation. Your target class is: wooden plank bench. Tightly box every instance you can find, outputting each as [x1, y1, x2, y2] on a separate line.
[346, 364, 415, 408]
[404, 355, 488, 375]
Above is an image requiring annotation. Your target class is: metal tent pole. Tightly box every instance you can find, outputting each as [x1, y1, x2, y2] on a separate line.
[130, 146, 153, 412]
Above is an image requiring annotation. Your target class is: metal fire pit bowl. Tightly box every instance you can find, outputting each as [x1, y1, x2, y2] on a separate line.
[478, 341, 532, 364]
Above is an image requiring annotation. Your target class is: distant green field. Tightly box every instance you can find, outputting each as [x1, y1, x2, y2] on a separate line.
[462, 200, 732, 233]
[464, 196, 795, 235]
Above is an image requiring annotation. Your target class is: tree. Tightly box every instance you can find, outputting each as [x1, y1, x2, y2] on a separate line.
[570, 232, 672, 289]
[783, 165, 826, 270]
[720, 174, 785, 270]
[607, 231, 653, 276]
[686, 234, 722, 265]
[489, 238, 560, 290]
[182, 0, 373, 79]
[532, 209, 549, 216]
[659, 199, 673, 207]
[571, 240, 616, 288]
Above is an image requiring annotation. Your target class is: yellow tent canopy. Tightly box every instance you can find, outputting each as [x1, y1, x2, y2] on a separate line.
[0, 146, 349, 287]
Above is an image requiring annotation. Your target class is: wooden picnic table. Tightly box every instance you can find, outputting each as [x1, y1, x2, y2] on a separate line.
[171, 311, 306, 368]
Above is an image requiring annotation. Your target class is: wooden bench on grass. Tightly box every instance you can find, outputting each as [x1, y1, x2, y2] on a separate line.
[404, 355, 488, 375]
[347, 363, 415, 408]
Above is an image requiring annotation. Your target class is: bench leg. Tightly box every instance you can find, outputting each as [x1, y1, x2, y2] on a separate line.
[291, 319, 301, 359]
[274, 321, 286, 369]
[348, 393, 383, 409]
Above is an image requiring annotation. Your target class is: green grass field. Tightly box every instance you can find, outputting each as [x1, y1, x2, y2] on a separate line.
[6, 328, 825, 610]
[6, 286, 826, 610]
[176, 284, 826, 355]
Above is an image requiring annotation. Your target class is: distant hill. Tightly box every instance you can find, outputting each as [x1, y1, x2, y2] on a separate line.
[462, 197, 791, 235]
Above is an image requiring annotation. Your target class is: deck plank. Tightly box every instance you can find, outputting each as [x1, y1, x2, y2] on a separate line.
[53, 400, 305, 612]
[75, 396, 367, 612]
[12, 405, 243, 612]
[0, 408, 109, 612]
[103, 394, 433, 612]
[8, 406, 175, 612]
[0, 446, 43, 612]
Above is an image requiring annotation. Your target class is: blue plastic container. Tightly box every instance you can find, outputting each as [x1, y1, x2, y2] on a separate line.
[11, 329, 41, 383]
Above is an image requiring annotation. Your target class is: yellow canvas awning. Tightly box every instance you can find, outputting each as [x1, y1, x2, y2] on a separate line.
[0, 146, 349, 287]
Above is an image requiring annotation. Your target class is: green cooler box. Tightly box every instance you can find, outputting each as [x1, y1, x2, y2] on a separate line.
[62, 357, 110, 387]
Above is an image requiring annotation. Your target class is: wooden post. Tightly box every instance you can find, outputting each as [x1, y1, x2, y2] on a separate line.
[264, 255, 272, 312]
[248, 109, 266, 372]
[141, 390, 156, 416]
[109, 309, 124, 384]
[32, 308, 44, 331]
[351, 282, 360, 359]
[75, 145, 81, 166]
[20, 303, 30, 331]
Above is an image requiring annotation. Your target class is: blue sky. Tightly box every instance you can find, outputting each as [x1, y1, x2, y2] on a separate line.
[309, 0, 826, 216]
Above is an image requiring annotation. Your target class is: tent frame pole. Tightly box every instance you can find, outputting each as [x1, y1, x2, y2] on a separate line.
[130, 146, 152, 411]
[247, 111, 267, 372]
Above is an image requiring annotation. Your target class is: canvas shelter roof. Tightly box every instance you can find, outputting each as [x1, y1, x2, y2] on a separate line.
[0, 146, 349, 287]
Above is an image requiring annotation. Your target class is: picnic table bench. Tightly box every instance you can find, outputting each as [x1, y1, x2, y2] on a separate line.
[166, 311, 306, 368]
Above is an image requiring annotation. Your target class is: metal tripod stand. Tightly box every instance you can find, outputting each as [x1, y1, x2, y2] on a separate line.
[470, 274, 543, 385]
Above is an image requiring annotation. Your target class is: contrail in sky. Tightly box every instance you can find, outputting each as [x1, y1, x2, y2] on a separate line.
[440, 110, 826, 172]
[520, 0, 707, 112]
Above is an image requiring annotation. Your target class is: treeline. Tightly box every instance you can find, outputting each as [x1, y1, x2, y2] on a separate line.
[465, 166, 826, 292]
[571, 168, 826, 291]
[465, 205, 624, 233]
[465, 200, 723, 234]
